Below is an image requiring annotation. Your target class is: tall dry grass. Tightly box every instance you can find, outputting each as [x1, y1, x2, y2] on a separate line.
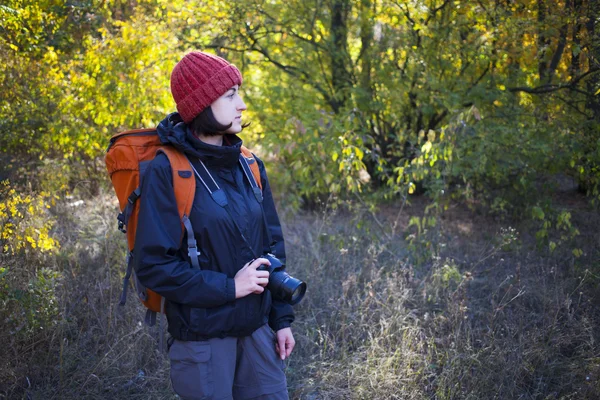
[1, 183, 599, 399]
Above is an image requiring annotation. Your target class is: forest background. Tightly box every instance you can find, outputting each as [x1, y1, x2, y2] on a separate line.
[1, 0, 599, 398]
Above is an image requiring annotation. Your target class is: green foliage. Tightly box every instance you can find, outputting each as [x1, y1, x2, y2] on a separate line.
[531, 204, 581, 254]
[0, 0, 108, 156]
[1, 0, 598, 212]
[426, 260, 464, 305]
[0, 266, 62, 338]
[571, 122, 600, 204]
[0, 178, 61, 340]
[223, 0, 598, 214]
[405, 212, 438, 266]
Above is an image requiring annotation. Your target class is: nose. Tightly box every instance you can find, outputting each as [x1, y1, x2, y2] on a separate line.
[237, 96, 247, 112]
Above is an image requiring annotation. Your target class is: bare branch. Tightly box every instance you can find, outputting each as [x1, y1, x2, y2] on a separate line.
[238, 27, 334, 106]
[508, 67, 600, 95]
[392, 0, 415, 25]
[555, 94, 594, 119]
[256, 9, 327, 51]
[466, 65, 490, 94]
[425, 0, 451, 25]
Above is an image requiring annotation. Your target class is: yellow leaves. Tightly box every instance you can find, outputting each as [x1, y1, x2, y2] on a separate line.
[395, 166, 405, 184]
[0, 180, 59, 255]
[427, 130, 436, 142]
[26, 235, 36, 247]
[355, 147, 364, 160]
[408, 182, 416, 194]
[43, 47, 58, 63]
[421, 141, 432, 154]
[518, 91, 533, 107]
[1, 225, 13, 238]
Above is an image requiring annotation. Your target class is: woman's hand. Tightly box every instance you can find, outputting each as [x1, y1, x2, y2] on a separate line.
[275, 327, 295, 360]
[234, 258, 270, 299]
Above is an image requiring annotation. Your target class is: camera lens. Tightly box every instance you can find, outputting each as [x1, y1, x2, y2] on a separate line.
[269, 272, 306, 305]
[262, 254, 306, 305]
[289, 280, 307, 305]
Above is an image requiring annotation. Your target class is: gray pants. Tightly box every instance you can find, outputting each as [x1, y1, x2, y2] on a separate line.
[169, 324, 289, 400]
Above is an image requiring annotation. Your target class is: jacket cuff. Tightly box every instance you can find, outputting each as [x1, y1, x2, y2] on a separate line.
[226, 278, 236, 302]
[271, 319, 292, 332]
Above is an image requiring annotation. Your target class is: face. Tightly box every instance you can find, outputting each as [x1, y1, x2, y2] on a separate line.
[211, 85, 247, 134]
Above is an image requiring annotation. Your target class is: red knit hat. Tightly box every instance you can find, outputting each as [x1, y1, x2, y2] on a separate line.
[170, 51, 243, 124]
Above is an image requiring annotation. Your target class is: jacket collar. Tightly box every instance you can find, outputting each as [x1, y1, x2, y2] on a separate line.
[157, 112, 242, 168]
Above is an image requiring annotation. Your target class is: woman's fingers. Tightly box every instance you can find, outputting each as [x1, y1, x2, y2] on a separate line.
[235, 259, 271, 298]
[275, 328, 294, 360]
[285, 338, 295, 357]
[249, 257, 270, 270]
[253, 285, 265, 294]
[256, 277, 269, 287]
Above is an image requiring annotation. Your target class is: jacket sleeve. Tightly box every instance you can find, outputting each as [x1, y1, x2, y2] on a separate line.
[132, 153, 236, 308]
[256, 156, 296, 331]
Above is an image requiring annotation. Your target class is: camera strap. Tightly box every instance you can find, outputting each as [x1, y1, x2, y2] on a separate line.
[238, 154, 276, 254]
[188, 155, 274, 258]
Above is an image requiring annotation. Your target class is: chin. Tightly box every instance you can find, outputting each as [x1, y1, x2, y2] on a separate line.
[227, 124, 243, 134]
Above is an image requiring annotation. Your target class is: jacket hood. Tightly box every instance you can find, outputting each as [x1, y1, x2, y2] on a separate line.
[157, 112, 243, 168]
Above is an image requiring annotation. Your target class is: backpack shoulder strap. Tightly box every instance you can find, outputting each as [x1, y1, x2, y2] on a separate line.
[157, 146, 200, 269]
[240, 146, 262, 190]
[158, 147, 195, 220]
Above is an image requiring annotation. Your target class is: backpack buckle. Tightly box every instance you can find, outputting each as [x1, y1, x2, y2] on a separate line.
[188, 243, 200, 260]
[117, 213, 127, 233]
[127, 187, 141, 204]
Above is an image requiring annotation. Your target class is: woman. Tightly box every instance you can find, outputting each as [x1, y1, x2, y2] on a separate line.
[133, 51, 295, 400]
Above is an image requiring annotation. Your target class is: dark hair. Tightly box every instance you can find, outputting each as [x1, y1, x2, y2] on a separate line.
[189, 106, 250, 137]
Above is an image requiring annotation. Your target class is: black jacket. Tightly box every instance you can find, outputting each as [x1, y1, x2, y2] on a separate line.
[133, 113, 294, 340]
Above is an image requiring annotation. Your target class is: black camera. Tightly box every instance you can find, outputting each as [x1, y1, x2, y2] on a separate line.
[258, 254, 306, 305]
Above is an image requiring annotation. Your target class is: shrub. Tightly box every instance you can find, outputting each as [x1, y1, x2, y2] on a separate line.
[0, 179, 61, 339]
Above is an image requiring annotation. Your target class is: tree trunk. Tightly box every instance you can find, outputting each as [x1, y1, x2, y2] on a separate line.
[578, 0, 599, 193]
[537, 0, 550, 83]
[330, 0, 353, 113]
[585, 0, 600, 119]
[358, 0, 374, 107]
[569, 0, 583, 77]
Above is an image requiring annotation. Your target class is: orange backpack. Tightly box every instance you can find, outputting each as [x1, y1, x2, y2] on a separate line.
[105, 128, 262, 324]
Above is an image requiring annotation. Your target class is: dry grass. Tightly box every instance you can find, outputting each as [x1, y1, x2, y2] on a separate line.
[1, 185, 599, 399]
